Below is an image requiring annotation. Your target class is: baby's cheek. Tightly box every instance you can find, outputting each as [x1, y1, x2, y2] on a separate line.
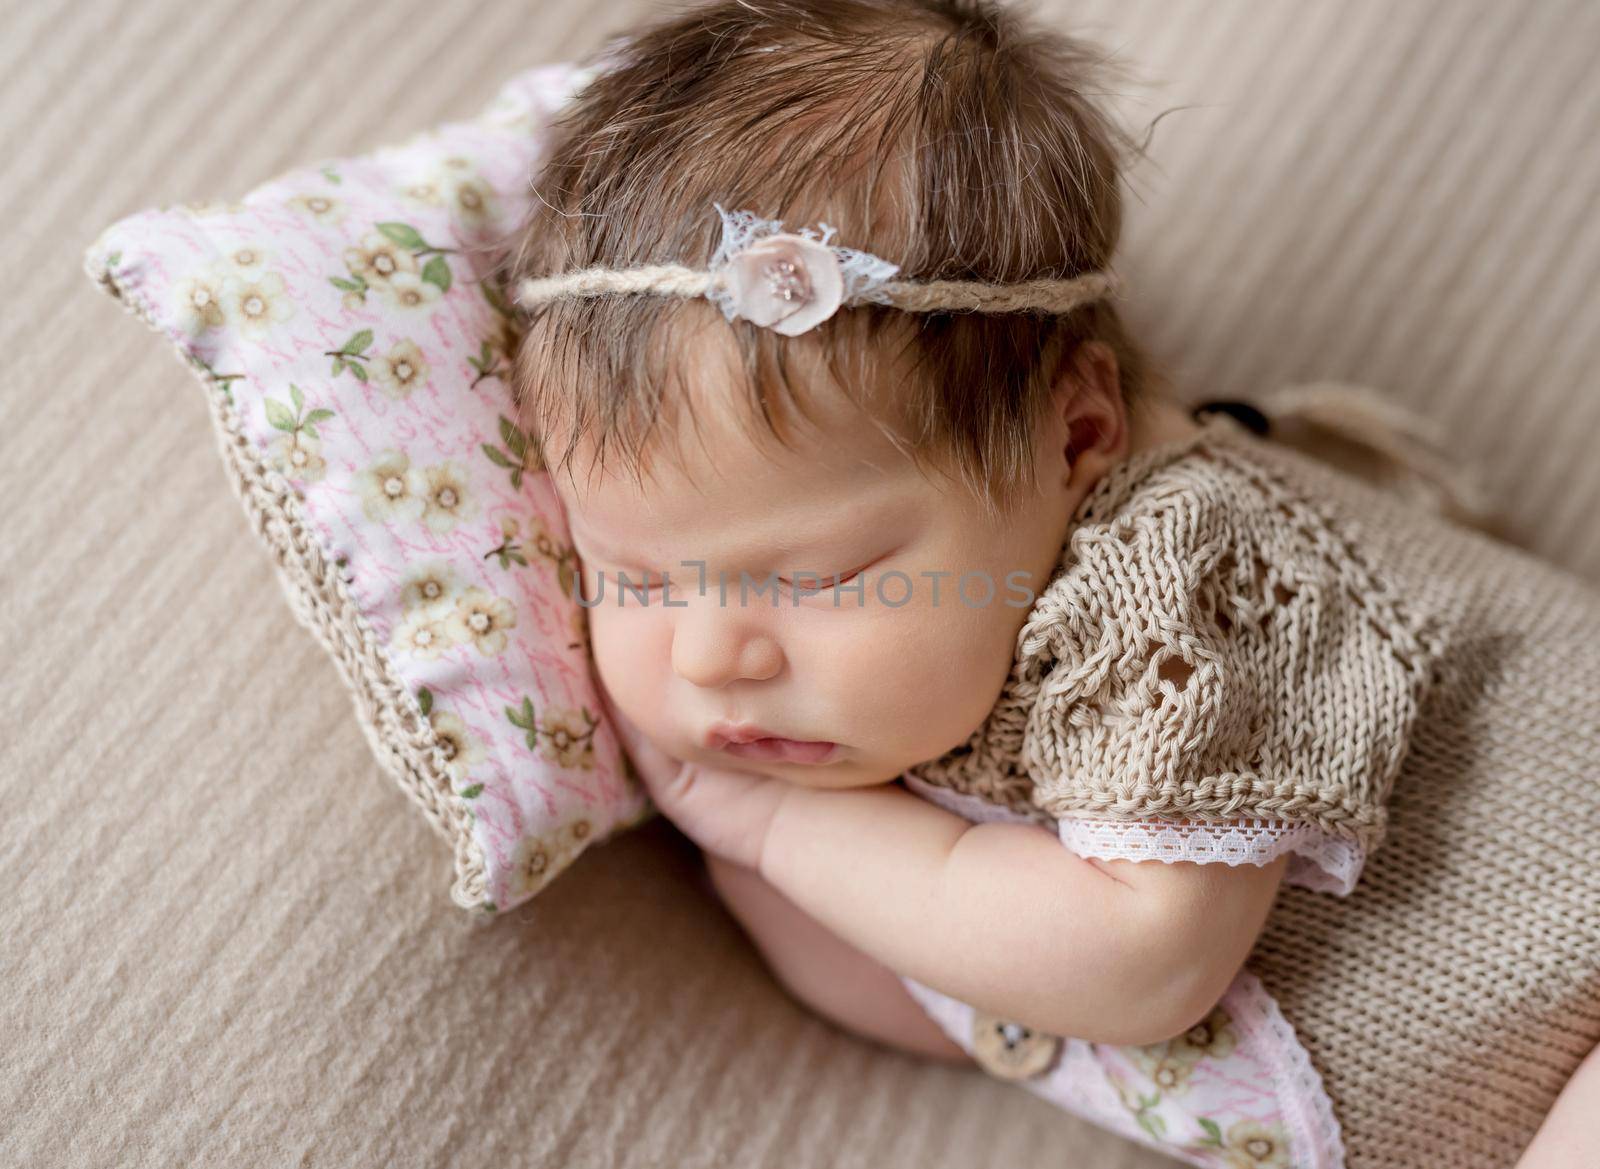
[587, 609, 670, 723]
[832, 603, 1012, 759]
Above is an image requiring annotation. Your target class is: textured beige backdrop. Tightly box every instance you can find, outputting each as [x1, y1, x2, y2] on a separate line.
[6, 1, 1599, 1166]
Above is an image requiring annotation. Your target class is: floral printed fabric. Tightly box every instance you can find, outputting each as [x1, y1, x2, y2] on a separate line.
[897, 776, 1347, 1169]
[82, 61, 648, 915]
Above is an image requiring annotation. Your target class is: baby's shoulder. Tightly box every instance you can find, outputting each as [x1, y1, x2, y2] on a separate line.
[1047, 417, 1433, 674]
[1021, 421, 1442, 857]
[1077, 414, 1384, 561]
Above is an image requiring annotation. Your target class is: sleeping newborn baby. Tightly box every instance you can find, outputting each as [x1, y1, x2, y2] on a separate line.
[503, 3, 1600, 1167]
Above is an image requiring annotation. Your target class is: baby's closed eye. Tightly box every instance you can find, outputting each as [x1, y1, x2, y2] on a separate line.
[777, 563, 869, 592]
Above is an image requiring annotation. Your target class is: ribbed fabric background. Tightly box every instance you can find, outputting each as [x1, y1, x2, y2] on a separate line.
[5, 2, 1597, 1166]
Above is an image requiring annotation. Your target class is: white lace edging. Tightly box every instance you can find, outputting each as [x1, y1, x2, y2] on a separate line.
[1055, 816, 1365, 897]
[899, 773, 1365, 896]
[1230, 969, 1349, 1169]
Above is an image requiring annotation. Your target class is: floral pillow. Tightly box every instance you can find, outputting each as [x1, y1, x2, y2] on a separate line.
[80, 60, 651, 917]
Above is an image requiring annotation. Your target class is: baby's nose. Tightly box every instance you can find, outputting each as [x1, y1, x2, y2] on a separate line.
[671, 619, 784, 688]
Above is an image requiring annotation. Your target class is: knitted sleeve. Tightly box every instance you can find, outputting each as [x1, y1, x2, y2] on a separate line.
[1022, 449, 1436, 895]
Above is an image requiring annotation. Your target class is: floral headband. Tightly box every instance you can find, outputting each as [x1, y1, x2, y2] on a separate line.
[514, 203, 1123, 336]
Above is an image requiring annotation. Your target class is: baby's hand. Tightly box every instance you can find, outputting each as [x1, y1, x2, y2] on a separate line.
[599, 684, 788, 871]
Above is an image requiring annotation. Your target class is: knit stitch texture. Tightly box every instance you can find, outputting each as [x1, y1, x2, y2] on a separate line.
[905, 409, 1600, 1167]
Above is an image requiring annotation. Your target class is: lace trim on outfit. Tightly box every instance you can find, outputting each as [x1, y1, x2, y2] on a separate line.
[1054, 816, 1365, 896]
[1230, 968, 1350, 1169]
[899, 772, 1364, 895]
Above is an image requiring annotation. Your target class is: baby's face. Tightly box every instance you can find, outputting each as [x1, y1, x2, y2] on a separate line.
[551, 365, 1085, 791]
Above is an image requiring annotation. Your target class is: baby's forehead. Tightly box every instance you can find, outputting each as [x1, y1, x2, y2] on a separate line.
[552, 396, 946, 567]
[559, 408, 921, 514]
[558, 329, 924, 501]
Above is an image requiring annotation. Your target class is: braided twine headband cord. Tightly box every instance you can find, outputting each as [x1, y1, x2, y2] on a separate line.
[515, 264, 1123, 317]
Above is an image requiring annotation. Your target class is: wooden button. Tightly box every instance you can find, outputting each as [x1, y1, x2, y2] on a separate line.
[970, 1012, 1064, 1080]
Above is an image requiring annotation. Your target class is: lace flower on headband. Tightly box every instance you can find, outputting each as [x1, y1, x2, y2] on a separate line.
[515, 202, 1123, 336]
[705, 205, 897, 335]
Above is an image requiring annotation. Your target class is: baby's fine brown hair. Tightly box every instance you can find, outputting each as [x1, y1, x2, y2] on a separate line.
[503, 0, 1163, 516]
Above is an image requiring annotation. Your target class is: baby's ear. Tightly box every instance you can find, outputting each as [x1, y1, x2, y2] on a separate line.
[1055, 340, 1129, 484]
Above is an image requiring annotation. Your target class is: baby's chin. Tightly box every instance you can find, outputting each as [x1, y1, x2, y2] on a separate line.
[711, 752, 902, 791]
[780, 769, 899, 792]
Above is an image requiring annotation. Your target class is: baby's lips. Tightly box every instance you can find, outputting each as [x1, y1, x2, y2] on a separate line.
[725, 233, 844, 335]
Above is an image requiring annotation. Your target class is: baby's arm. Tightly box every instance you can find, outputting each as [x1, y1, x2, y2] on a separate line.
[1514, 1036, 1600, 1168]
[702, 850, 974, 1064]
[759, 783, 1287, 1047]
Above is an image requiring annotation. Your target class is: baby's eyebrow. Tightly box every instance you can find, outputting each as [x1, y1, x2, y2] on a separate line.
[566, 523, 641, 562]
[567, 517, 697, 564]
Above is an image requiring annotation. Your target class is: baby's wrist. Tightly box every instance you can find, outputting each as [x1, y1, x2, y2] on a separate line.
[755, 781, 802, 884]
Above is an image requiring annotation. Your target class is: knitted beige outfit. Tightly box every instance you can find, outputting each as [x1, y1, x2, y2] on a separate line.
[904, 409, 1600, 1168]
